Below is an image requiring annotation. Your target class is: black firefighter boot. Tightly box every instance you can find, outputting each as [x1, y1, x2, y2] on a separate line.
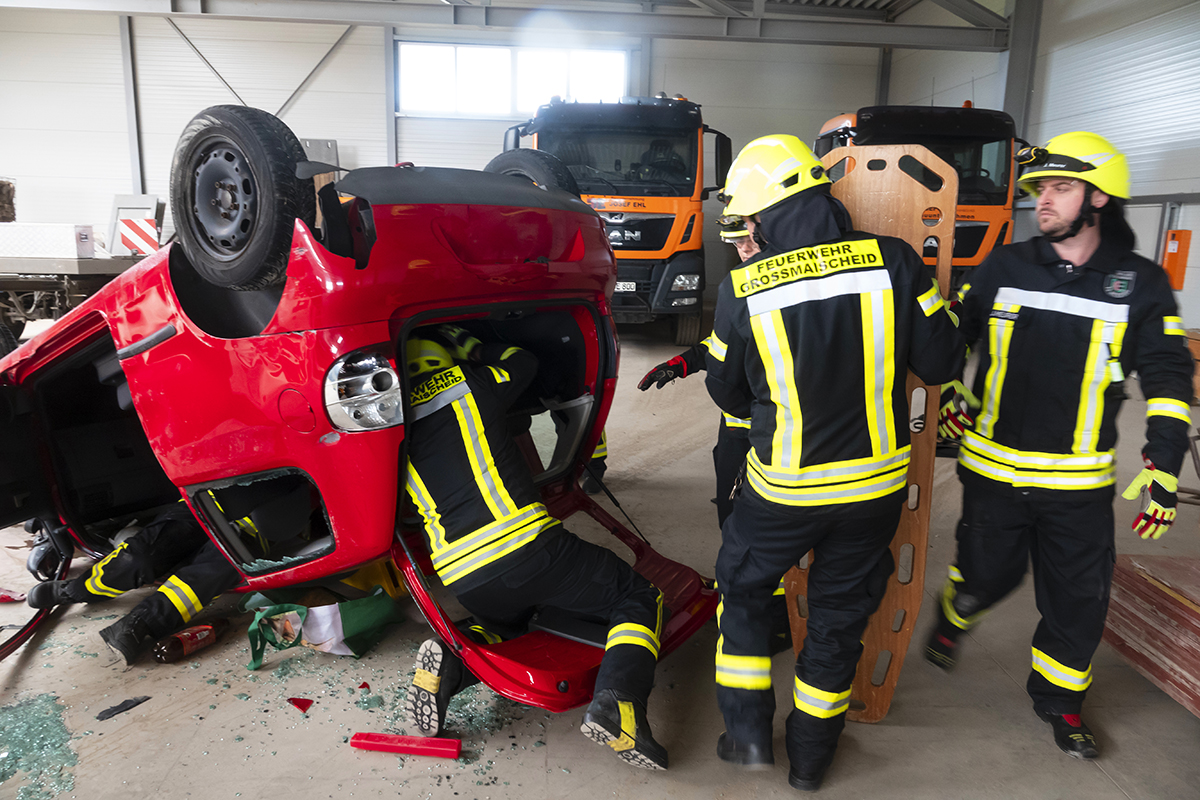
[100, 612, 154, 666]
[26, 580, 78, 609]
[581, 688, 668, 770]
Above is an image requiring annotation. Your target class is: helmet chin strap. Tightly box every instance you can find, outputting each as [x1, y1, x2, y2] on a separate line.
[1045, 183, 1098, 243]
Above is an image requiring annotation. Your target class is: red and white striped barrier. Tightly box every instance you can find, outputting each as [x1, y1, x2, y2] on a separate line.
[118, 218, 159, 256]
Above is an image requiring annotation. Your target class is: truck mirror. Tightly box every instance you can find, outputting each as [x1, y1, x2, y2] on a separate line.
[503, 125, 523, 152]
[715, 133, 733, 188]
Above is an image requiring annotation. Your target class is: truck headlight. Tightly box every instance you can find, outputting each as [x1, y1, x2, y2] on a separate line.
[323, 347, 404, 431]
[671, 273, 700, 292]
[671, 297, 698, 306]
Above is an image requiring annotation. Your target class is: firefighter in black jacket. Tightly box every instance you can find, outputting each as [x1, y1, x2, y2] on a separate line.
[705, 135, 965, 791]
[401, 326, 668, 770]
[927, 132, 1194, 759]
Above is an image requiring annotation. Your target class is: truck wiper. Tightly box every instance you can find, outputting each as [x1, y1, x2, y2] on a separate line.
[575, 168, 619, 194]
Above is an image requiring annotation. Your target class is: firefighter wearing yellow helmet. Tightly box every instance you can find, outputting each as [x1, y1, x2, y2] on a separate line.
[927, 131, 1192, 759]
[401, 324, 670, 771]
[705, 134, 965, 790]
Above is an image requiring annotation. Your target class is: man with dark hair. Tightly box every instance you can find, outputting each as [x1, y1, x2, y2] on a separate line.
[928, 131, 1194, 759]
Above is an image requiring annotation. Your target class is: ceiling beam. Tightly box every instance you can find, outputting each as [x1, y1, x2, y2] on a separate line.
[885, 0, 925, 20]
[0, 0, 1008, 51]
[688, 0, 746, 17]
[927, 0, 1008, 28]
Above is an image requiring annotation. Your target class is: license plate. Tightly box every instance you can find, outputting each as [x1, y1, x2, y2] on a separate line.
[615, 281, 636, 293]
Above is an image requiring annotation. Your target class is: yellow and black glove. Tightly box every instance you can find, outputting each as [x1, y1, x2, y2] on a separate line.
[937, 380, 979, 440]
[1121, 459, 1179, 540]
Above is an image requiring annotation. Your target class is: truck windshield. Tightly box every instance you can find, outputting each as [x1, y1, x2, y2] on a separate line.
[538, 129, 696, 197]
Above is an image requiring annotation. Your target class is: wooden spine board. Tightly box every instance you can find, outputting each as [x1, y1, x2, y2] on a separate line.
[784, 144, 958, 724]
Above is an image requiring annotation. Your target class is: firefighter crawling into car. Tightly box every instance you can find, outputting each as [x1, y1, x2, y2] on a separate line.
[400, 324, 671, 770]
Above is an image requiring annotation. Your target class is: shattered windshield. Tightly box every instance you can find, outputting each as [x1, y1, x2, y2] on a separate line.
[537, 128, 697, 197]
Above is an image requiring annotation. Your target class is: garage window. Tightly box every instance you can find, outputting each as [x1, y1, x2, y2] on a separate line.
[398, 43, 626, 117]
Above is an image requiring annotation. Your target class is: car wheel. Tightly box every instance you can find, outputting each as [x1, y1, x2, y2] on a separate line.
[170, 105, 315, 290]
[483, 150, 581, 196]
[672, 312, 703, 346]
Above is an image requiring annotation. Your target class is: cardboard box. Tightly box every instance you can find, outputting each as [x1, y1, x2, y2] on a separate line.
[0, 223, 94, 259]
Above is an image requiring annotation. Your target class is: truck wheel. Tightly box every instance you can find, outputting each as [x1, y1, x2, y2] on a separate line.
[170, 105, 315, 290]
[672, 312, 703, 346]
[483, 150, 581, 196]
[0, 321, 18, 356]
[0, 308, 24, 343]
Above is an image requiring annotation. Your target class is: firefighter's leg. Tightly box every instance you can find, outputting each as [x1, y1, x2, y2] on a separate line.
[713, 425, 787, 662]
[927, 479, 1033, 668]
[66, 504, 209, 604]
[1026, 490, 1115, 717]
[784, 505, 899, 787]
[713, 421, 750, 529]
[100, 539, 240, 664]
[715, 490, 822, 765]
[458, 529, 668, 768]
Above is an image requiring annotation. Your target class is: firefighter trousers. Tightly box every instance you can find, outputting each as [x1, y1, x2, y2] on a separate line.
[456, 526, 665, 704]
[712, 422, 791, 653]
[943, 478, 1115, 714]
[715, 488, 898, 768]
[66, 505, 241, 638]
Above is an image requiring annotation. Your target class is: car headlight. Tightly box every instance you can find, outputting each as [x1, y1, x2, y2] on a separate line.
[671, 273, 700, 292]
[323, 347, 404, 431]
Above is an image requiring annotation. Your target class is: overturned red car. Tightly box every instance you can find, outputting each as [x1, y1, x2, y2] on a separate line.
[0, 106, 717, 711]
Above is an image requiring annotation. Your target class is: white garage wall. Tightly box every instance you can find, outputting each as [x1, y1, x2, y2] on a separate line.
[0, 10, 387, 244]
[0, 10, 131, 234]
[889, 0, 1008, 110]
[649, 37, 880, 291]
[132, 17, 386, 238]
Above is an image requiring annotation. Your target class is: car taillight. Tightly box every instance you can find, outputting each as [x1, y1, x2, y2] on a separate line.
[323, 347, 404, 431]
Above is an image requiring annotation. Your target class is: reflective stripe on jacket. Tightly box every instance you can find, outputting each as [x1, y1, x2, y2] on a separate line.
[705, 231, 965, 511]
[956, 237, 1193, 491]
[404, 344, 559, 590]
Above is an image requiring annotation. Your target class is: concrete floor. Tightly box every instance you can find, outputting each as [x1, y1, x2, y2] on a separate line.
[2, 317, 1199, 800]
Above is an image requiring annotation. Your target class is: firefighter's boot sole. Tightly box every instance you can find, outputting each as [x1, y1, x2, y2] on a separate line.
[580, 689, 668, 770]
[406, 638, 460, 737]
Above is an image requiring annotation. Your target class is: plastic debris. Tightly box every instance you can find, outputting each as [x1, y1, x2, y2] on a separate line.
[287, 697, 314, 713]
[350, 733, 461, 759]
[0, 588, 25, 603]
[359, 682, 370, 690]
[96, 696, 151, 721]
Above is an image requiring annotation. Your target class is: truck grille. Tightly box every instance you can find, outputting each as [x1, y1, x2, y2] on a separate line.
[600, 213, 675, 252]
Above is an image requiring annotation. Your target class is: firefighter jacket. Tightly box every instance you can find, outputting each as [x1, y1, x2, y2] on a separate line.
[676, 338, 751, 436]
[956, 236, 1193, 493]
[705, 191, 965, 514]
[404, 343, 561, 592]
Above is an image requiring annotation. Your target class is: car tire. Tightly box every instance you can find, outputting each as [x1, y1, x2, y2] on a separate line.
[170, 105, 315, 291]
[483, 150, 581, 196]
[672, 312, 703, 346]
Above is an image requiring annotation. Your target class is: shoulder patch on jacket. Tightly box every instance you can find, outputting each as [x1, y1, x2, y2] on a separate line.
[411, 366, 469, 421]
[732, 239, 883, 298]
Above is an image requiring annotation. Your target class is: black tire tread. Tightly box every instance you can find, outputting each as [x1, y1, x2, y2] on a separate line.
[483, 150, 581, 196]
[0, 321, 17, 356]
[170, 105, 315, 291]
[672, 312, 704, 346]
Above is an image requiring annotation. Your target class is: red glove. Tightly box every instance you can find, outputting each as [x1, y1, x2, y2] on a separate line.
[639, 355, 692, 390]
